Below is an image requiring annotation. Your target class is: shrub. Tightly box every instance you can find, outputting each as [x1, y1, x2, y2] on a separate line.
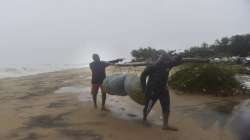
[169, 64, 242, 95]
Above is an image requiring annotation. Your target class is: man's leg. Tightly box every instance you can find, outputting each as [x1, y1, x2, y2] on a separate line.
[91, 84, 99, 109]
[159, 90, 178, 131]
[143, 92, 157, 121]
[100, 85, 109, 111]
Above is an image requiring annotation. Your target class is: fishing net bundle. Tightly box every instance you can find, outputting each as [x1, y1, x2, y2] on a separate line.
[103, 74, 146, 105]
[124, 74, 146, 105]
[102, 74, 127, 96]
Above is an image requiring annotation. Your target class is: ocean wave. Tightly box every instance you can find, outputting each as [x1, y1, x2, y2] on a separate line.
[0, 63, 88, 79]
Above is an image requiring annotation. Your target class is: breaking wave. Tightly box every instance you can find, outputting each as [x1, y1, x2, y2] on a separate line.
[0, 63, 88, 79]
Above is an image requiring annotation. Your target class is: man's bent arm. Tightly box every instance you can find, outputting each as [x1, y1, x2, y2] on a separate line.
[140, 66, 153, 92]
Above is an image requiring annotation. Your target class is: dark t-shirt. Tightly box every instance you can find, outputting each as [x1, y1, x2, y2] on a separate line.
[89, 61, 109, 84]
[140, 55, 182, 93]
[141, 65, 170, 92]
[89, 59, 121, 84]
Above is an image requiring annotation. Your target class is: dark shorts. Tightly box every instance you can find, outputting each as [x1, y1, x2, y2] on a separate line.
[144, 88, 170, 114]
[91, 77, 105, 84]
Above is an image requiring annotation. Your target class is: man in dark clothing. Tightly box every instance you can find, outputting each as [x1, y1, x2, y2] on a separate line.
[140, 53, 182, 130]
[89, 54, 123, 111]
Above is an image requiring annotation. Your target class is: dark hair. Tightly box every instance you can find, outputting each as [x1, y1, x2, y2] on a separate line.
[92, 54, 100, 62]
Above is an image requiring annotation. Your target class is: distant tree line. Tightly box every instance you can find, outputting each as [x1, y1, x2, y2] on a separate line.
[131, 34, 250, 61]
[183, 34, 250, 58]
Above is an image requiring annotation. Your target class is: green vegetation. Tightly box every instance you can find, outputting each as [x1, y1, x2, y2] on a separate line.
[130, 33, 250, 95]
[169, 64, 243, 96]
[131, 34, 250, 61]
[131, 47, 173, 62]
[183, 34, 250, 58]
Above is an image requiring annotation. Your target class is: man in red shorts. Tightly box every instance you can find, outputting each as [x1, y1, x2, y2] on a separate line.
[89, 54, 123, 111]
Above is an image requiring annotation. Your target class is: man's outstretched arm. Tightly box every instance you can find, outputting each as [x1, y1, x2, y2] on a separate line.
[105, 58, 123, 67]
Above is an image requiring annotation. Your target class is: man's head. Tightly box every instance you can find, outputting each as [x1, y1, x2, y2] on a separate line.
[156, 52, 182, 66]
[92, 54, 100, 62]
[156, 53, 172, 65]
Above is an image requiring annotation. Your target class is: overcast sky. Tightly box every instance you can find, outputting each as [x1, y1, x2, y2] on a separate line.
[0, 0, 250, 66]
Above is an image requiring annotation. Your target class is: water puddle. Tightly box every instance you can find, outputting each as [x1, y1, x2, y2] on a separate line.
[107, 96, 144, 120]
[174, 99, 250, 139]
[54, 86, 92, 102]
[85, 76, 92, 80]
[55, 86, 90, 94]
[54, 85, 250, 134]
[54, 86, 144, 120]
[198, 101, 239, 129]
[230, 99, 250, 140]
[236, 75, 250, 90]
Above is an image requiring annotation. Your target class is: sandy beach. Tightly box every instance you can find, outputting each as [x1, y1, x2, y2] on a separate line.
[0, 67, 248, 140]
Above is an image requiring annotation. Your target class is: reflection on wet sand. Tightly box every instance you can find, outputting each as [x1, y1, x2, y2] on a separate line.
[230, 100, 250, 140]
[173, 100, 239, 129]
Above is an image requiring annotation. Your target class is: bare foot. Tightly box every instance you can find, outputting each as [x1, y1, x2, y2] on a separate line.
[162, 126, 178, 131]
[101, 107, 110, 112]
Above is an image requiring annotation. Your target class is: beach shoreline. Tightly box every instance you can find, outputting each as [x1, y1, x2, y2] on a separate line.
[0, 67, 246, 140]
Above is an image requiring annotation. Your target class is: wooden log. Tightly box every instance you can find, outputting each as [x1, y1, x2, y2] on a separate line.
[114, 58, 209, 67]
[182, 58, 210, 63]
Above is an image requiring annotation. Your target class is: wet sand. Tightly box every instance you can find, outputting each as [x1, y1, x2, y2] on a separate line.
[0, 67, 247, 140]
